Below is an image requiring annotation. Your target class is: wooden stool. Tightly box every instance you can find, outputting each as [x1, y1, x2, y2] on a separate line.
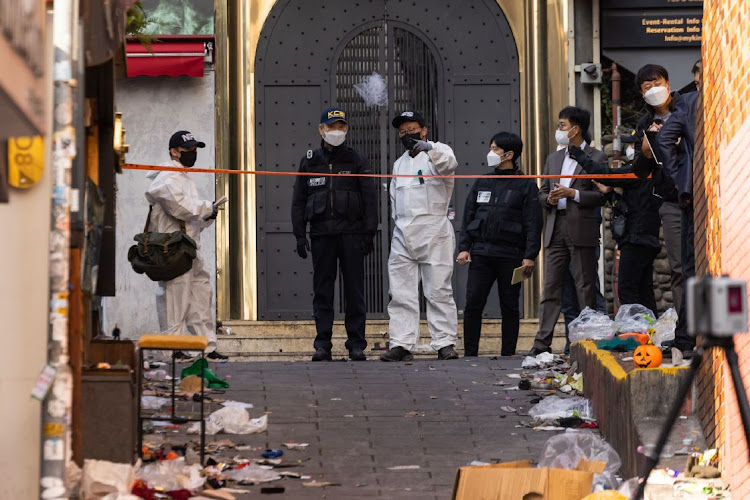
[137, 334, 208, 464]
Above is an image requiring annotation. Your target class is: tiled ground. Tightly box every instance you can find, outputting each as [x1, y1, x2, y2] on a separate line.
[151, 356, 568, 499]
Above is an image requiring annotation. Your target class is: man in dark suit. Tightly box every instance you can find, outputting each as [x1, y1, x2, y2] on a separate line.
[529, 106, 607, 355]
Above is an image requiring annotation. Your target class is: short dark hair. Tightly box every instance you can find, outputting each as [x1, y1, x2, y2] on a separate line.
[691, 59, 702, 75]
[635, 64, 670, 89]
[489, 132, 523, 165]
[558, 106, 590, 136]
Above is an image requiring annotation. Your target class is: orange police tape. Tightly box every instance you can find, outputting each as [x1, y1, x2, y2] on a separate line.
[122, 163, 639, 180]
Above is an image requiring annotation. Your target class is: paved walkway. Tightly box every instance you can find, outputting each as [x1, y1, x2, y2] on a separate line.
[191, 356, 568, 499]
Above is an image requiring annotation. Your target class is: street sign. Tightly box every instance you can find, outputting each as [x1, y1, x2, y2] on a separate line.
[8, 136, 45, 188]
[602, 11, 702, 48]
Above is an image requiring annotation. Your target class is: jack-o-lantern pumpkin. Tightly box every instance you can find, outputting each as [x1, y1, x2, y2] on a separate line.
[633, 344, 662, 368]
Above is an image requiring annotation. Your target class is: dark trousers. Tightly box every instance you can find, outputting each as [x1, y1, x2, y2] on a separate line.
[562, 245, 607, 353]
[674, 205, 696, 350]
[463, 255, 522, 356]
[534, 215, 598, 351]
[618, 243, 660, 315]
[311, 234, 367, 351]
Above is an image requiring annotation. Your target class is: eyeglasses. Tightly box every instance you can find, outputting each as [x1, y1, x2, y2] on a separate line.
[398, 128, 422, 137]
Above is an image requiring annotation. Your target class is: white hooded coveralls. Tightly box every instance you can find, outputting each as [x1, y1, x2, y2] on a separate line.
[388, 143, 459, 351]
[146, 160, 216, 351]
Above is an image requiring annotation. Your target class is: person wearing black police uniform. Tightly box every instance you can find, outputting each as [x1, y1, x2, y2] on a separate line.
[291, 107, 378, 362]
[457, 132, 543, 356]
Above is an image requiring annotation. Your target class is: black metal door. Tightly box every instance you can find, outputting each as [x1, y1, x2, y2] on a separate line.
[255, 0, 520, 320]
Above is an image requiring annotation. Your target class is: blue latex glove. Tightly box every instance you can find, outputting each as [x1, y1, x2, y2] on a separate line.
[412, 140, 432, 153]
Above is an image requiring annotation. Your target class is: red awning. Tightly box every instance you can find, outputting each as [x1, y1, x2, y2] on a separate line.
[126, 40, 205, 78]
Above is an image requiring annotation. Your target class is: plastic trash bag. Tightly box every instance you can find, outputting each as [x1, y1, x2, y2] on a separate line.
[528, 396, 594, 421]
[225, 464, 281, 484]
[187, 407, 268, 435]
[521, 351, 556, 368]
[614, 304, 656, 334]
[136, 458, 205, 492]
[652, 308, 678, 346]
[538, 430, 622, 491]
[80, 459, 135, 500]
[569, 307, 615, 342]
[140, 396, 169, 410]
[353, 72, 388, 107]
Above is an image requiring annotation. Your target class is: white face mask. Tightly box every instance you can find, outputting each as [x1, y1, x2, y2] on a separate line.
[555, 128, 573, 147]
[626, 145, 635, 161]
[487, 151, 502, 167]
[323, 130, 346, 147]
[643, 86, 669, 107]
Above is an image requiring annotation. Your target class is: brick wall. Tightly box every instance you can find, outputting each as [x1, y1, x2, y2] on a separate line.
[695, 0, 750, 495]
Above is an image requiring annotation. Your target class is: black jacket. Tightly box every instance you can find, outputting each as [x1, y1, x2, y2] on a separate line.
[570, 151, 662, 248]
[632, 91, 697, 203]
[458, 168, 543, 260]
[291, 142, 378, 238]
[658, 91, 698, 204]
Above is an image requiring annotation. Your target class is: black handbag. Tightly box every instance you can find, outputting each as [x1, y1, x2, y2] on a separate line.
[611, 196, 629, 242]
[128, 206, 197, 282]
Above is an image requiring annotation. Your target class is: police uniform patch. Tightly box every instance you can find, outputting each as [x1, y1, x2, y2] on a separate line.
[307, 150, 313, 159]
[477, 191, 492, 203]
[309, 177, 326, 187]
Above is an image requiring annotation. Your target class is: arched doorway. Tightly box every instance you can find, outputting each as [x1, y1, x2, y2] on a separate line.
[254, 0, 520, 320]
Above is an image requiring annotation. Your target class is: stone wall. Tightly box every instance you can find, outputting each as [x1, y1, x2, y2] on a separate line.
[601, 205, 676, 316]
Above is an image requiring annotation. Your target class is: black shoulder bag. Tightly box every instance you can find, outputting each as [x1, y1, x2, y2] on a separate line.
[128, 206, 197, 282]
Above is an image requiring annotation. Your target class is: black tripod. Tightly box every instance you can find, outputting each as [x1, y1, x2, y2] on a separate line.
[634, 335, 750, 499]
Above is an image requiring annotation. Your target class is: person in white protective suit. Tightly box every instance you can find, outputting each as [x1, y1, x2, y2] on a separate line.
[380, 111, 460, 362]
[145, 130, 227, 360]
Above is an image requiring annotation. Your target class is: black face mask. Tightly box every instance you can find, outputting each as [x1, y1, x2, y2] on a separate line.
[179, 150, 198, 167]
[400, 132, 422, 151]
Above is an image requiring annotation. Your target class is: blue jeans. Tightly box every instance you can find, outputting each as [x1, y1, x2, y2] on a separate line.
[562, 245, 606, 353]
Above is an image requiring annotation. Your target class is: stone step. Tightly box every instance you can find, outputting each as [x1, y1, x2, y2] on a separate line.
[217, 319, 566, 361]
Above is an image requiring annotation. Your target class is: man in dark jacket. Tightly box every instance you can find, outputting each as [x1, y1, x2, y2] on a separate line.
[568, 145, 673, 314]
[630, 64, 699, 353]
[457, 132, 542, 356]
[291, 107, 378, 361]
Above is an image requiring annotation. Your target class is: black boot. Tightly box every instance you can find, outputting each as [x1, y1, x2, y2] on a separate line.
[379, 346, 414, 362]
[312, 347, 332, 362]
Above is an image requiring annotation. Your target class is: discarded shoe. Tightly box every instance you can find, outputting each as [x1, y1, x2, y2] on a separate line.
[437, 345, 459, 360]
[527, 347, 551, 356]
[379, 346, 414, 362]
[312, 347, 332, 362]
[348, 347, 366, 361]
[207, 351, 229, 360]
[173, 351, 193, 361]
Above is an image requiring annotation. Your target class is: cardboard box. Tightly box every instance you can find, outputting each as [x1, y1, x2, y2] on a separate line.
[451, 459, 603, 500]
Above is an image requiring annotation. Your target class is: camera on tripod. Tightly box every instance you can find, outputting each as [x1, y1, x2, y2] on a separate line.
[686, 276, 748, 337]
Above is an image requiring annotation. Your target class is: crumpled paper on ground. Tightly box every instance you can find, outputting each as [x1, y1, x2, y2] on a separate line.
[521, 351, 556, 368]
[80, 459, 135, 500]
[188, 407, 268, 435]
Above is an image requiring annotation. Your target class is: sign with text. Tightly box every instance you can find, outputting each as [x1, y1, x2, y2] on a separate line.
[602, 0, 702, 8]
[8, 136, 45, 189]
[602, 12, 702, 48]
